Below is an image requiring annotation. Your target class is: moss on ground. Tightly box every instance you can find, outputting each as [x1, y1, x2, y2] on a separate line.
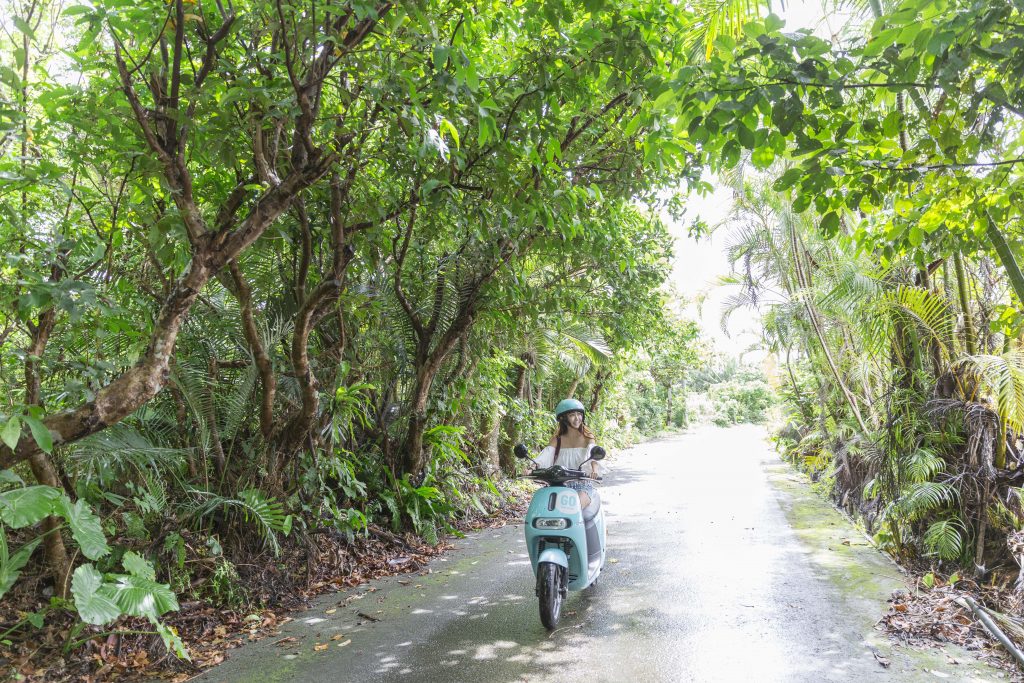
[765, 458, 1014, 682]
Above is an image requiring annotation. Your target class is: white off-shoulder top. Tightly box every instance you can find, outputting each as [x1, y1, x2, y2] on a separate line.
[533, 443, 606, 476]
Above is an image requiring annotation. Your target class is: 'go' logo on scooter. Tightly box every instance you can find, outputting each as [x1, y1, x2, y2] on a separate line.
[556, 494, 578, 513]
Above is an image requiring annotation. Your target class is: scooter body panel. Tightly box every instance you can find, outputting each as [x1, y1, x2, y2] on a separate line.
[525, 486, 604, 591]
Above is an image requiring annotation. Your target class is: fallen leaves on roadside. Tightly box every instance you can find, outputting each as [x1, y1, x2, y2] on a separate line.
[872, 652, 890, 668]
[314, 643, 329, 652]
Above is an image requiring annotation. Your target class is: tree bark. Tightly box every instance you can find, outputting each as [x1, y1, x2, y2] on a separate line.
[24, 311, 72, 598]
[954, 250, 977, 355]
[229, 260, 276, 443]
[986, 213, 1024, 312]
[0, 162, 333, 471]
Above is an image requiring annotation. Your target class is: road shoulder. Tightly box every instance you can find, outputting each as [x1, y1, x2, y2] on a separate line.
[765, 454, 1012, 681]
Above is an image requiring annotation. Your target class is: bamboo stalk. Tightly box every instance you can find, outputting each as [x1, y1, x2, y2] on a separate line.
[956, 596, 1024, 670]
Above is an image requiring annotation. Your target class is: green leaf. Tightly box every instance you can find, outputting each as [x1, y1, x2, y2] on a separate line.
[71, 564, 122, 626]
[0, 532, 41, 599]
[13, 17, 34, 40]
[439, 118, 460, 149]
[652, 89, 675, 111]
[908, 224, 923, 246]
[764, 14, 784, 32]
[751, 146, 775, 169]
[23, 416, 52, 453]
[820, 211, 840, 235]
[0, 485, 61, 528]
[57, 498, 109, 560]
[122, 551, 156, 580]
[156, 621, 190, 660]
[105, 575, 179, 620]
[773, 168, 803, 191]
[0, 417, 19, 451]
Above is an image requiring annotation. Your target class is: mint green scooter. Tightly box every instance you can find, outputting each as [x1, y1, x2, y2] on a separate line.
[514, 444, 607, 629]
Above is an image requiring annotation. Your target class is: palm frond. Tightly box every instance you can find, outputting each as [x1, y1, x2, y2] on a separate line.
[881, 285, 956, 357]
[904, 447, 945, 483]
[896, 481, 959, 521]
[685, 0, 762, 61]
[924, 517, 966, 561]
[180, 487, 289, 554]
[959, 352, 1024, 434]
[68, 423, 194, 485]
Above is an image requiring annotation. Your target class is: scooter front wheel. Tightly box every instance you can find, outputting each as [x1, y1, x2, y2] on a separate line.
[537, 561, 564, 630]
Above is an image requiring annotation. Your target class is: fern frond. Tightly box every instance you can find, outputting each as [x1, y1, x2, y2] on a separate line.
[180, 488, 289, 554]
[924, 517, 966, 561]
[959, 352, 1024, 434]
[897, 481, 958, 521]
[904, 448, 945, 483]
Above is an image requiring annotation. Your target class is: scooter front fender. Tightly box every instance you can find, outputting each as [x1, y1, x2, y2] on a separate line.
[537, 547, 568, 569]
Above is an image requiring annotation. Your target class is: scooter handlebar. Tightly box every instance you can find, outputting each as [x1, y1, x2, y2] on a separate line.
[521, 465, 601, 485]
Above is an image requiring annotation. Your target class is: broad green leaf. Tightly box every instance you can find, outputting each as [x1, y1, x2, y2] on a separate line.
[0, 486, 61, 528]
[71, 564, 122, 626]
[156, 621, 190, 661]
[105, 575, 179, 620]
[56, 498, 109, 560]
[23, 416, 52, 453]
[820, 211, 840, 235]
[0, 417, 19, 450]
[13, 17, 34, 40]
[122, 551, 156, 580]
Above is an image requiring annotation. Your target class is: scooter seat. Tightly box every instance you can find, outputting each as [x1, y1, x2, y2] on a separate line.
[582, 492, 601, 523]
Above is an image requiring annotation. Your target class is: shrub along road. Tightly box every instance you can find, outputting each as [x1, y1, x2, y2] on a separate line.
[196, 426, 1005, 682]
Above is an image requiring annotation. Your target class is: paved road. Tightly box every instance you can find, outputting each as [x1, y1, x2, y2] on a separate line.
[195, 425, 1005, 682]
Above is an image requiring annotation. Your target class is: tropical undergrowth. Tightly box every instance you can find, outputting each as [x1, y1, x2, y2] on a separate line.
[724, 173, 1024, 588]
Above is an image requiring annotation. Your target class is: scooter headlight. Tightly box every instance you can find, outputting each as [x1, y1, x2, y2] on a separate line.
[533, 517, 570, 530]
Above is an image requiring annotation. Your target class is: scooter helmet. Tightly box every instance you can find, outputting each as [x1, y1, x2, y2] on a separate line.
[554, 398, 585, 419]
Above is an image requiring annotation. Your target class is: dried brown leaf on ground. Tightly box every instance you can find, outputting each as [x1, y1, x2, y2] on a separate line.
[0, 488, 528, 682]
[879, 578, 1024, 681]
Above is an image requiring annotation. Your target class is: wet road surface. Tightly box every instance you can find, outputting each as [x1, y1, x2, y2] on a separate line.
[194, 425, 1006, 682]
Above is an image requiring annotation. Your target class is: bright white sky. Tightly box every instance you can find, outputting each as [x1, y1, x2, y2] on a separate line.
[667, 0, 856, 363]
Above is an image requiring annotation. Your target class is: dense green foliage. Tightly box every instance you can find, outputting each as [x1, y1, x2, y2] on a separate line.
[0, 0, 707, 664]
[11, 0, 1024, 669]
[704, 0, 1024, 575]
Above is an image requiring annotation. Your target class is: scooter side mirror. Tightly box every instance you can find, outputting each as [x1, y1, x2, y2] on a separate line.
[590, 446, 606, 460]
[514, 444, 530, 459]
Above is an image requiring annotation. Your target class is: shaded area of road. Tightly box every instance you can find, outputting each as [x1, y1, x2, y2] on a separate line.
[194, 425, 1005, 682]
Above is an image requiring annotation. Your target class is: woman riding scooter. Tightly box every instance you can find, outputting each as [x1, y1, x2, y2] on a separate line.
[519, 398, 607, 628]
[531, 399, 603, 508]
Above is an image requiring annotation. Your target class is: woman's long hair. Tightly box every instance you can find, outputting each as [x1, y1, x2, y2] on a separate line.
[551, 413, 596, 442]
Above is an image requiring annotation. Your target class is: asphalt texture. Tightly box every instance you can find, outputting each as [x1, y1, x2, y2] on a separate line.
[192, 425, 1009, 682]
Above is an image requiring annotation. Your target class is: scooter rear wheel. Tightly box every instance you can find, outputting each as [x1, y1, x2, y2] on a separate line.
[537, 561, 563, 630]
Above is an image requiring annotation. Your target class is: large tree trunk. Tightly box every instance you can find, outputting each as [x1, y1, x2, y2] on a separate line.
[24, 312, 72, 598]
[0, 164, 332, 471]
[481, 410, 502, 476]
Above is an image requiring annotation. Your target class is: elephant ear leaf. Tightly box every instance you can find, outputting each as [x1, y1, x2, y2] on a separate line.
[121, 551, 156, 580]
[71, 564, 122, 626]
[55, 498, 110, 560]
[105, 575, 179, 620]
[0, 486, 61, 528]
